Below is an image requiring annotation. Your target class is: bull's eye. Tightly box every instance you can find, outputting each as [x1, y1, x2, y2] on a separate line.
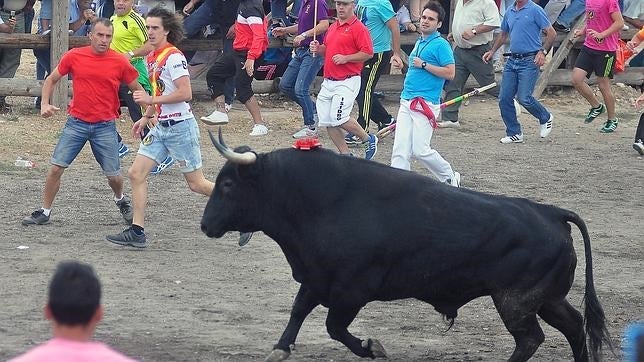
[221, 179, 234, 193]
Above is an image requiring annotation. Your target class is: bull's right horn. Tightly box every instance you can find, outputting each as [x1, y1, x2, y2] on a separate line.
[208, 128, 257, 164]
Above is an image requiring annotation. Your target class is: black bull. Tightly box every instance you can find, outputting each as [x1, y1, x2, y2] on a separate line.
[200, 130, 612, 361]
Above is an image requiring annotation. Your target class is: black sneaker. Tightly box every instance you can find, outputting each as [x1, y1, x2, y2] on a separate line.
[115, 195, 133, 225]
[22, 209, 50, 225]
[553, 21, 570, 32]
[106, 227, 147, 248]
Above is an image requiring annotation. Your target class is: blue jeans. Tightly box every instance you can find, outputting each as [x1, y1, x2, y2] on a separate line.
[499, 57, 551, 136]
[279, 47, 323, 126]
[138, 118, 203, 173]
[184, 2, 216, 38]
[557, 0, 584, 27]
[271, 0, 301, 24]
[51, 117, 121, 176]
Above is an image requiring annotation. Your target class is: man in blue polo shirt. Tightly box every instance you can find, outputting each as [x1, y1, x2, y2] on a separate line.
[483, 0, 556, 144]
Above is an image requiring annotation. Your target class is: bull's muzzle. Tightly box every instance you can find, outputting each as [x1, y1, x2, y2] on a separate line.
[208, 128, 257, 164]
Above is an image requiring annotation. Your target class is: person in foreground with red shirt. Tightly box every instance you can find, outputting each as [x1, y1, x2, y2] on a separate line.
[9, 261, 135, 362]
[22, 19, 142, 227]
[309, 0, 378, 160]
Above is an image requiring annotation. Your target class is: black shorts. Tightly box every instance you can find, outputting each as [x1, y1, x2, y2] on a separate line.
[574, 46, 616, 79]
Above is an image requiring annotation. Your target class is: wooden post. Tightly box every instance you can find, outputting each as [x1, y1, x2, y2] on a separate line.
[51, 1, 70, 107]
[534, 16, 586, 98]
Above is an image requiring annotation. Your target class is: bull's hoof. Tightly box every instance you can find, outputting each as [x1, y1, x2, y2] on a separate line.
[264, 349, 290, 362]
[361, 338, 388, 359]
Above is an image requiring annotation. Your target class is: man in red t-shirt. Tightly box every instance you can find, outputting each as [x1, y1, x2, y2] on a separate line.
[22, 19, 143, 227]
[309, 0, 379, 160]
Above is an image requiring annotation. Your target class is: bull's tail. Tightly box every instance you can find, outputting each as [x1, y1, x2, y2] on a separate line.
[565, 211, 614, 361]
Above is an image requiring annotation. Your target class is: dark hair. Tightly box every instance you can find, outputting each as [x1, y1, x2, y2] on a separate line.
[89, 18, 113, 33]
[146, 7, 185, 45]
[424, 0, 445, 23]
[48, 261, 101, 326]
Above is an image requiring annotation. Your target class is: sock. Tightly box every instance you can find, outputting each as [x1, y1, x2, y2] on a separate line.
[41, 208, 51, 216]
[114, 194, 124, 202]
[131, 224, 144, 235]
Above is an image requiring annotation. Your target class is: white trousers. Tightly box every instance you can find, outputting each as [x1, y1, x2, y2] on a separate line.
[391, 98, 455, 182]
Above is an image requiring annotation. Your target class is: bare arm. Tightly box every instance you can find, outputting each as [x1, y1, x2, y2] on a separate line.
[40, 68, 64, 117]
[482, 31, 508, 63]
[130, 41, 155, 58]
[412, 58, 455, 80]
[541, 25, 557, 53]
[134, 75, 192, 107]
[387, 17, 402, 57]
[598, 11, 625, 40]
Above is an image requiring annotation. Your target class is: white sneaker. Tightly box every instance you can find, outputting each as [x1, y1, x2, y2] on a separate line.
[500, 134, 524, 144]
[448, 171, 461, 187]
[437, 121, 460, 128]
[200, 110, 229, 125]
[225, 103, 232, 112]
[292, 127, 318, 139]
[249, 124, 268, 136]
[540, 114, 553, 138]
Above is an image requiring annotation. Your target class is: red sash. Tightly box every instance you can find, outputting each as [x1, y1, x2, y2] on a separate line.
[410, 97, 438, 129]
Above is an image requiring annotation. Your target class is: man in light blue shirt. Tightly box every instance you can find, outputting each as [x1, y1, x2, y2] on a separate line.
[391, 1, 460, 187]
[349, 0, 403, 141]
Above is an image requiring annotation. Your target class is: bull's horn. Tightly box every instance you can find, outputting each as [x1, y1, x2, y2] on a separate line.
[208, 128, 257, 164]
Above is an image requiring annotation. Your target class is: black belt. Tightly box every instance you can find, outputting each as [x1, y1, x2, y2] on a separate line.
[327, 74, 359, 81]
[0, 8, 23, 15]
[158, 119, 185, 127]
[503, 51, 539, 59]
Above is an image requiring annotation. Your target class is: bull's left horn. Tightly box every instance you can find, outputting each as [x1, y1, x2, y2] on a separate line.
[208, 128, 257, 164]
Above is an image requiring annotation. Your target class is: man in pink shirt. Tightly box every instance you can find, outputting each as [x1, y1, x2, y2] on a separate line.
[571, 0, 624, 133]
[9, 261, 135, 362]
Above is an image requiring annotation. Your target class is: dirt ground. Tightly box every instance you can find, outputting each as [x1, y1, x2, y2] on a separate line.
[1, 49, 643, 361]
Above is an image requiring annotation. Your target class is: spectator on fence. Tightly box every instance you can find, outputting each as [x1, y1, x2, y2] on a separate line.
[0, 0, 28, 113]
[552, 0, 585, 33]
[200, 0, 269, 136]
[570, 0, 623, 133]
[8, 261, 135, 362]
[181, 0, 239, 109]
[0, 9, 16, 33]
[482, 0, 556, 143]
[309, 0, 379, 159]
[271, 0, 329, 138]
[440, 0, 500, 128]
[22, 19, 140, 227]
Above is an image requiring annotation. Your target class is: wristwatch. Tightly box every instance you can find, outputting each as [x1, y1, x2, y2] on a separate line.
[421, 61, 427, 69]
[540, 48, 548, 55]
[127, 51, 135, 58]
[471, 28, 477, 35]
